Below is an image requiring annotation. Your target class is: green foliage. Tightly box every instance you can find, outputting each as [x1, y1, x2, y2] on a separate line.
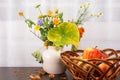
[25, 19, 36, 28]
[32, 50, 43, 63]
[38, 13, 63, 45]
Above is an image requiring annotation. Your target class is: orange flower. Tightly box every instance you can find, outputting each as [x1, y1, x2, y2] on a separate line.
[47, 10, 53, 16]
[53, 18, 59, 25]
[78, 27, 85, 38]
[18, 12, 24, 16]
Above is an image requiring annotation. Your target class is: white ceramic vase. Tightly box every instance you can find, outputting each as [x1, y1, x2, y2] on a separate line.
[42, 46, 66, 74]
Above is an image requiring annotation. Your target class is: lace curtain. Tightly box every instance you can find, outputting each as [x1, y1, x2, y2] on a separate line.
[0, 0, 120, 66]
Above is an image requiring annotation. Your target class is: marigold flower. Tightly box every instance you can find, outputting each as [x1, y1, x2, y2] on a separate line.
[18, 12, 24, 16]
[47, 10, 53, 16]
[34, 25, 40, 31]
[53, 18, 60, 25]
[78, 27, 85, 38]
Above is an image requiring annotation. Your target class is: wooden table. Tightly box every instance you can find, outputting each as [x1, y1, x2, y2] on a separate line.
[0, 67, 120, 80]
[0, 67, 73, 80]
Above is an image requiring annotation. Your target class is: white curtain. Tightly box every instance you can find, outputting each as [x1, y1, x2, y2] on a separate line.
[0, 0, 120, 67]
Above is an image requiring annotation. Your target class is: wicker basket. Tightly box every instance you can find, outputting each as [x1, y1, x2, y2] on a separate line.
[60, 48, 120, 80]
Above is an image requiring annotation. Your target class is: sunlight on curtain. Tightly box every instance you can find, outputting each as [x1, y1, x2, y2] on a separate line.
[0, 0, 120, 66]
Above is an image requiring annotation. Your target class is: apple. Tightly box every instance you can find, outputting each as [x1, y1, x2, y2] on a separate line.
[100, 53, 108, 59]
[82, 47, 113, 76]
[82, 47, 108, 60]
[77, 59, 91, 71]
[98, 63, 109, 72]
[98, 61, 113, 77]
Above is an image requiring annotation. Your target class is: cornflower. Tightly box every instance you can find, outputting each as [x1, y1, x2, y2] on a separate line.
[37, 19, 43, 26]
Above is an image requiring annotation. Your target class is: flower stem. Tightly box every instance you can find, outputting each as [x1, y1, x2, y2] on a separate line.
[30, 30, 41, 39]
[38, 8, 42, 15]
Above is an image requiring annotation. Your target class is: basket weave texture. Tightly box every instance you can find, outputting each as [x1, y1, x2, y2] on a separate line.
[61, 48, 120, 80]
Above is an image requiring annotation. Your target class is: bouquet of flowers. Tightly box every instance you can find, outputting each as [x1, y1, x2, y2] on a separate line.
[18, 3, 102, 63]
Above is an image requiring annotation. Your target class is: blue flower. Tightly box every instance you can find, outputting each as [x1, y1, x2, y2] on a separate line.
[37, 19, 43, 25]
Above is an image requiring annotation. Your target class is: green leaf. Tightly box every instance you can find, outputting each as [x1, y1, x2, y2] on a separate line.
[58, 13, 63, 18]
[25, 19, 36, 28]
[35, 4, 41, 8]
[60, 18, 63, 23]
[43, 17, 49, 28]
[47, 22, 80, 48]
[32, 50, 43, 63]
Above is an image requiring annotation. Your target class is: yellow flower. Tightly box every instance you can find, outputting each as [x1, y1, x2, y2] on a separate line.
[96, 12, 102, 17]
[55, 9, 59, 14]
[99, 12, 103, 16]
[53, 18, 60, 25]
[18, 12, 24, 16]
[90, 13, 94, 16]
[84, 2, 90, 8]
[87, 2, 91, 6]
[47, 10, 53, 16]
[34, 25, 40, 31]
[37, 15, 42, 19]
[80, 5, 83, 9]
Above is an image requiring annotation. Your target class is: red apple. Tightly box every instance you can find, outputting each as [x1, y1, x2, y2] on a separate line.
[82, 47, 108, 60]
[100, 53, 108, 59]
[82, 47, 110, 73]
